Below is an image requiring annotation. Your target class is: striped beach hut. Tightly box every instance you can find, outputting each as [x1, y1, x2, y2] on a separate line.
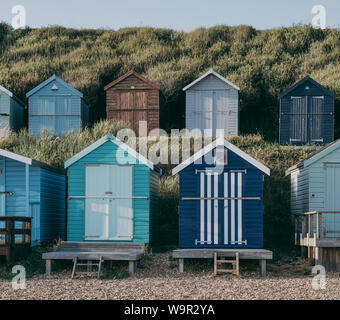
[65, 133, 160, 243]
[0, 149, 66, 245]
[172, 138, 270, 249]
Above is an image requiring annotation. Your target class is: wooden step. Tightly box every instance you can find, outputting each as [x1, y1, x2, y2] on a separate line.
[214, 252, 240, 277]
[216, 260, 237, 264]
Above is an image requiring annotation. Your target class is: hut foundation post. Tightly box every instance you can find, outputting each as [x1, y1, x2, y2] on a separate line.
[260, 259, 266, 277]
[179, 258, 184, 273]
[46, 259, 52, 277]
[128, 261, 135, 276]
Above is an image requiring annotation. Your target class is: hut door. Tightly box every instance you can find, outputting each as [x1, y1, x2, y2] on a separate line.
[325, 165, 340, 237]
[290, 97, 307, 143]
[85, 164, 133, 240]
[197, 171, 246, 247]
[309, 97, 324, 143]
[194, 91, 213, 134]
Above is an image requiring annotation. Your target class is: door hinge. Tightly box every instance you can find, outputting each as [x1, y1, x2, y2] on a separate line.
[195, 239, 212, 245]
[230, 240, 247, 245]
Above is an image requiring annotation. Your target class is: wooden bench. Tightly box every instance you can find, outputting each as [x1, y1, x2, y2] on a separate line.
[42, 242, 146, 277]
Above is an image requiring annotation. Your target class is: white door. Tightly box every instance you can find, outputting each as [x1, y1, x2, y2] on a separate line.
[325, 165, 340, 237]
[85, 164, 133, 240]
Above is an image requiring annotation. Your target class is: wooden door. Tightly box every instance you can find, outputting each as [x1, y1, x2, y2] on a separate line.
[309, 96, 324, 143]
[196, 170, 246, 247]
[325, 165, 340, 238]
[290, 97, 307, 143]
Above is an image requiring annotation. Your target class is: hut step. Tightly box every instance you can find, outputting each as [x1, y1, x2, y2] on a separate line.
[214, 252, 240, 277]
[72, 256, 104, 280]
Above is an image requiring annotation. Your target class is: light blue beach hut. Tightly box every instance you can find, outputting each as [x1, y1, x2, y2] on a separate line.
[65, 133, 160, 243]
[26, 75, 89, 136]
[0, 85, 25, 137]
[0, 149, 66, 245]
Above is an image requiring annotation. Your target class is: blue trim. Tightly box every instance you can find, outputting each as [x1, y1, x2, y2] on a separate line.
[26, 75, 84, 98]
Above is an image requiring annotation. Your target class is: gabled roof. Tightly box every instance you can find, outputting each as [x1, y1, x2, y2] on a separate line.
[64, 132, 160, 173]
[0, 85, 25, 107]
[279, 76, 336, 99]
[172, 137, 270, 176]
[26, 75, 84, 98]
[0, 149, 65, 174]
[104, 70, 160, 91]
[285, 139, 340, 175]
[182, 69, 240, 91]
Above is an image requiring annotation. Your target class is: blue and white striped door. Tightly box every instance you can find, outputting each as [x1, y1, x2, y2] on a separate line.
[198, 171, 245, 246]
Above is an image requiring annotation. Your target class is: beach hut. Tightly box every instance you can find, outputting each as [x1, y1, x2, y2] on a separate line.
[279, 76, 335, 145]
[286, 140, 340, 270]
[26, 75, 89, 136]
[104, 70, 162, 136]
[183, 69, 240, 137]
[0, 85, 25, 137]
[0, 149, 66, 246]
[64, 132, 161, 243]
[171, 138, 272, 276]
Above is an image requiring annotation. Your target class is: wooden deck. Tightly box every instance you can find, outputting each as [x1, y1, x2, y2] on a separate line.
[172, 249, 273, 277]
[295, 211, 340, 270]
[42, 242, 146, 277]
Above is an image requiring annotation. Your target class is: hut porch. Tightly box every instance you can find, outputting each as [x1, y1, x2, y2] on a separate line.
[172, 249, 272, 277]
[295, 211, 340, 270]
[42, 242, 146, 277]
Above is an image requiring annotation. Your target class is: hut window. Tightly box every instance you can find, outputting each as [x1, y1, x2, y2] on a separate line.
[51, 84, 58, 91]
[305, 86, 310, 90]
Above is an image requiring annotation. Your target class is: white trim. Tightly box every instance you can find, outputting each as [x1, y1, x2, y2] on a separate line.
[230, 172, 235, 243]
[64, 133, 154, 170]
[0, 85, 13, 97]
[286, 140, 340, 175]
[183, 69, 240, 91]
[214, 172, 218, 245]
[224, 172, 228, 245]
[172, 137, 270, 176]
[207, 173, 211, 244]
[200, 172, 205, 243]
[0, 149, 32, 165]
[237, 172, 242, 243]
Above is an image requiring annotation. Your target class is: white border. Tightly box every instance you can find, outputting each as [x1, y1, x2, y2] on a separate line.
[172, 137, 270, 176]
[64, 133, 155, 170]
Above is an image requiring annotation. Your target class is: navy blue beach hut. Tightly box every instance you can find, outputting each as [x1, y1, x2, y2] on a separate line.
[172, 138, 270, 249]
[279, 76, 336, 145]
[26, 75, 89, 136]
[0, 149, 66, 246]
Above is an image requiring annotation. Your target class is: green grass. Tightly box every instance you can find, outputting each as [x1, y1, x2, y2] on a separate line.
[0, 23, 339, 140]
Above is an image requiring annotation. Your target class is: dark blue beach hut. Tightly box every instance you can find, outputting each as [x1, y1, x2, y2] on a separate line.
[279, 76, 335, 145]
[26, 75, 89, 136]
[0, 149, 66, 246]
[172, 138, 270, 249]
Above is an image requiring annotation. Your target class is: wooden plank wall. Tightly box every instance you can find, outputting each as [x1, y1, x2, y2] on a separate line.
[106, 74, 159, 135]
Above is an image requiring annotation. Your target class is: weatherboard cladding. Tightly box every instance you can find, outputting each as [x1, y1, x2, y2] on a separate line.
[27, 75, 89, 136]
[185, 71, 239, 137]
[0, 88, 25, 137]
[67, 140, 158, 243]
[0, 155, 65, 246]
[279, 77, 335, 145]
[288, 142, 340, 235]
[177, 147, 265, 249]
